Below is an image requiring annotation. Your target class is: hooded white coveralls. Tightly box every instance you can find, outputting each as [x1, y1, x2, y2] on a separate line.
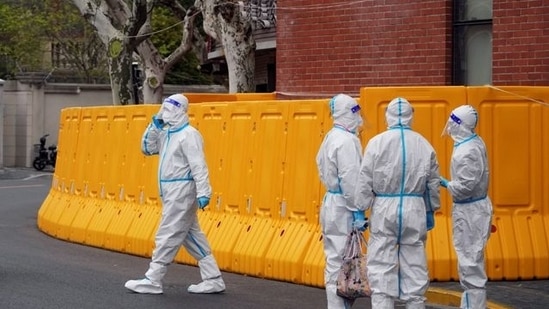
[355, 97, 440, 309]
[316, 94, 364, 309]
[125, 94, 225, 294]
[443, 105, 493, 309]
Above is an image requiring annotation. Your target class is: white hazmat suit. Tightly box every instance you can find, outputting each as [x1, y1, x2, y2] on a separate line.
[355, 97, 440, 309]
[316, 94, 364, 309]
[125, 94, 225, 295]
[441, 105, 493, 309]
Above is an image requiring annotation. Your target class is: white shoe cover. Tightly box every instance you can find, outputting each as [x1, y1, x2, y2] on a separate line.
[124, 278, 163, 294]
[187, 278, 226, 294]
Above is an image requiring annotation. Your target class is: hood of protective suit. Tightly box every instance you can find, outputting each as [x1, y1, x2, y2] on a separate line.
[442, 104, 477, 142]
[157, 93, 189, 128]
[386, 97, 413, 128]
[329, 94, 363, 133]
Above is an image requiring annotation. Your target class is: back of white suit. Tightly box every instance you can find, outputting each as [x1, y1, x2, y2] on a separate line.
[355, 97, 440, 309]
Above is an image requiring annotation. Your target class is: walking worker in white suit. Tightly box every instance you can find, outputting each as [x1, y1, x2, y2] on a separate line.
[125, 93, 225, 295]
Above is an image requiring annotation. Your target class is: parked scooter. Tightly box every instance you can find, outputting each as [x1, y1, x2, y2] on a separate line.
[33, 134, 57, 171]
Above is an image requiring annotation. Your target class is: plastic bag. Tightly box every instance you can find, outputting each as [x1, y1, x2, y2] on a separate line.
[336, 229, 371, 300]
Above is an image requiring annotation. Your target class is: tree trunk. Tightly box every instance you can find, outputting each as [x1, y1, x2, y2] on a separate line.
[107, 38, 136, 105]
[138, 41, 166, 104]
[222, 26, 255, 93]
[199, 0, 256, 93]
[72, 0, 145, 105]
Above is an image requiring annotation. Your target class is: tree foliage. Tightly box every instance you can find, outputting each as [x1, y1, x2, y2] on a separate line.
[150, 4, 212, 85]
[42, 0, 109, 83]
[0, 0, 109, 82]
[0, 2, 47, 78]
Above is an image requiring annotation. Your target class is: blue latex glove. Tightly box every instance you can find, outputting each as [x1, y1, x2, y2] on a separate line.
[440, 176, 449, 188]
[197, 197, 210, 210]
[352, 211, 368, 232]
[152, 115, 165, 129]
[426, 211, 435, 231]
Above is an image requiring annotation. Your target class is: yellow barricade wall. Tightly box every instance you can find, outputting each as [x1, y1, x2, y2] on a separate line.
[37, 87, 549, 288]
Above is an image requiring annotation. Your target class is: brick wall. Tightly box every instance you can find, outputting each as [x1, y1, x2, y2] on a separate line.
[276, 0, 452, 95]
[276, 0, 549, 94]
[492, 1, 549, 86]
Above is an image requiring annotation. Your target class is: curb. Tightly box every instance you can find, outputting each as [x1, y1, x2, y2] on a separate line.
[427, 287, 512, 309]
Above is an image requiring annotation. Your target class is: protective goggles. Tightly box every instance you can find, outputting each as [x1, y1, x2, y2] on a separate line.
[164, 98, 181, 107]
[450, 113, 462, 124]
[351, 105, 361, 113]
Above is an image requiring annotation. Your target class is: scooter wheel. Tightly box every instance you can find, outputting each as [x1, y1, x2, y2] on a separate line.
[33, 158, 46, 171]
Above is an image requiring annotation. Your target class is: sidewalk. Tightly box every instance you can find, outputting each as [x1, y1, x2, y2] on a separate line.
[429, 280, 549, 308]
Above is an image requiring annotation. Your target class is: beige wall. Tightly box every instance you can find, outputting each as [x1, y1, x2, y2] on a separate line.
[0, 81, 226, 168]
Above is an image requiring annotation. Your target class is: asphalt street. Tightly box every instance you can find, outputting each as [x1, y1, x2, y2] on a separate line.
[0, 167, 547, 308]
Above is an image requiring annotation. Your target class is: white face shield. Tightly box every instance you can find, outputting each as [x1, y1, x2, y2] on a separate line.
[156, 94, 189, 128]
[442, 105, 478, 141]
[330, 94, 365, 134]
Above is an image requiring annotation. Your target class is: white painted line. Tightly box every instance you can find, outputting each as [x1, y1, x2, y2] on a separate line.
[0, 184, 44, 189]
[23, 174, 52, 180]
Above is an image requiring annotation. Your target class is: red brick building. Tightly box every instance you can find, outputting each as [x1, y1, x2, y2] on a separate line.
[275, 0, 549, 96]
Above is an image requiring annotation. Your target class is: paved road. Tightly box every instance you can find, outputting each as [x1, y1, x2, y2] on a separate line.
[0, 167, 547, 308]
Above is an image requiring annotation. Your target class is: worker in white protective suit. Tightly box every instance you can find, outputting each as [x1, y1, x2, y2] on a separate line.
[355, 97, 440, 309]
[316, 94, 367, 309]
[440, 105, 493, 309]
[125, 93, 225, 295]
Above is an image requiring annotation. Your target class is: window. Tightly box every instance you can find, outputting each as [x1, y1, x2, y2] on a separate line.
[452, 0, 493, 85]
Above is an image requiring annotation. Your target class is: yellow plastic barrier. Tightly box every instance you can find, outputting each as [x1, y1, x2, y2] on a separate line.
[185, 92, 276, 104]
[36, 87, 549, 289]
[467, 86, 549, 280]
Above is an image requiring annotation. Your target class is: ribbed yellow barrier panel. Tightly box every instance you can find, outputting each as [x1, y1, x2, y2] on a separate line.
[37, 107, 81, 236]
[37, 189, 66, 236]
[301, 226, 324, 287]
[467, 86, 549, 280]
[83, 199, 117, 247]
[69, 108, 94, 197]
[234, 93, 277, 101]
[216, 102, 256, 214]
[248, 102, 289, 217]
[63, 108, 111, 247]
[264, 221, 315, 282]
[96, 108, 139, 252]
[54, 108, 82, 196]
[186, 93, 238, 103]
[192, 103, 229, 213]
[203, 212, 247, 271]
[103, 108, 131, 199]
[231, 217, 278, 277]
[185, 92, 276, 104]
[68, 198, 99, 244]
[282, 100, 327, 223]
[123, 203, 160, 257]
[360, 86, 468, 281]
[72, 108, 105, 199]
[40, 108, 81, 240]
[119, 106, 157, 203]
[90, 108, 111, 200]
